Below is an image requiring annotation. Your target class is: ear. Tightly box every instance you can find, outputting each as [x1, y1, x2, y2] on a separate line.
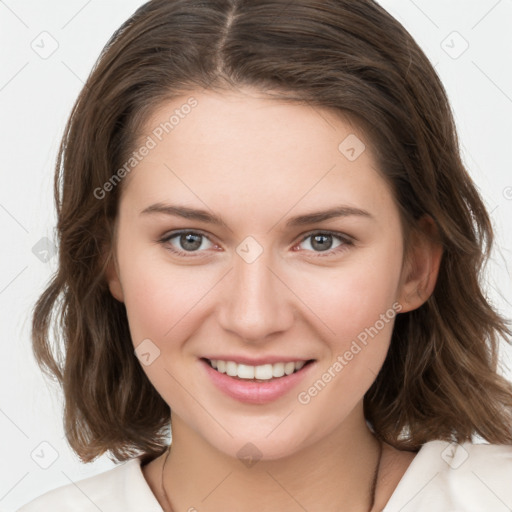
[104, 252, 125, 303]
[397, 215, 443, 313]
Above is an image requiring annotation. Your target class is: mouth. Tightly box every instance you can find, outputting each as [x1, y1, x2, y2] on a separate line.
[200, 356, 317, 404]
[201, 357, 315, 382]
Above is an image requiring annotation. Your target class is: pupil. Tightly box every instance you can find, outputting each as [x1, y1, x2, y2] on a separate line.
[180, 233, 202, 251]
[311, 234, 332, 251]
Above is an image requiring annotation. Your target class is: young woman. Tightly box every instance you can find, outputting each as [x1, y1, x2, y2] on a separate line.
[19, 0, 512, 510]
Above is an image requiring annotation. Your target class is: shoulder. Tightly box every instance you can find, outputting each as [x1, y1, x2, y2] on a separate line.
[16, 457, 163, 512]
[384, 440, 512, 512]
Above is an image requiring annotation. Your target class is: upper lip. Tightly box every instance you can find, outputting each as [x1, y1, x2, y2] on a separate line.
[201, 355, 314, 366]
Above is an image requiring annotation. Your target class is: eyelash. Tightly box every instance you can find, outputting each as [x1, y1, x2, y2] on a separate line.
[157, 229, 354, 258]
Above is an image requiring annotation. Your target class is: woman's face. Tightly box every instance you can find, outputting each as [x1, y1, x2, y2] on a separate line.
[107, 87, 415, 460]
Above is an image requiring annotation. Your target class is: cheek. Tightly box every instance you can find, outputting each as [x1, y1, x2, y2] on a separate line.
[292, 258, 401, 424]
[296, 250, 402, 341]
[118, 245, 220, 350]
[118, 256, 215, 401]
[122, 270, 195, 343]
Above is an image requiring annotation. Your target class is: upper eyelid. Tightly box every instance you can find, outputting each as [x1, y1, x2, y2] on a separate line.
[161, 228, 217, 241]
[298, 230, 353, 242]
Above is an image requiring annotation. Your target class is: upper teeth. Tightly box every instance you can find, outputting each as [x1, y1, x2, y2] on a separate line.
[209, 359, 306, 380]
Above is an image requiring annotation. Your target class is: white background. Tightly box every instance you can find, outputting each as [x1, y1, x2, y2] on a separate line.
[1, 1, 511, 510]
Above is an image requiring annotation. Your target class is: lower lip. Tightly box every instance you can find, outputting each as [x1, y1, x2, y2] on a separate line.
[200, 358, 315, 405]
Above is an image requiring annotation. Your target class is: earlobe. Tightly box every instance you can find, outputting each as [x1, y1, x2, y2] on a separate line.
[397, 216, 443, 313]
[104, 253, 125, 303]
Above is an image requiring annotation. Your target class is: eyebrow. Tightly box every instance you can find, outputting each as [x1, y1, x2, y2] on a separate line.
[140, 203, 373, 228]
[140, 203, 229, 228]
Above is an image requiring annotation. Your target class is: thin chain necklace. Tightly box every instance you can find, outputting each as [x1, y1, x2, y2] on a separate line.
[159, 439, 383, 512]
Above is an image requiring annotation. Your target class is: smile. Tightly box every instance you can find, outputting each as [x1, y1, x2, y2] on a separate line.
[206, 358, 310, 380]
[200, 357, 316, 404]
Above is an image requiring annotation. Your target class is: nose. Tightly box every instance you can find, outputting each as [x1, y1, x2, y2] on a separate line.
[217, 247, 294, 342]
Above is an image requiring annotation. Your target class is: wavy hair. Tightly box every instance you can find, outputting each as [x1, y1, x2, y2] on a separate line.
[31, 0, 512, 463]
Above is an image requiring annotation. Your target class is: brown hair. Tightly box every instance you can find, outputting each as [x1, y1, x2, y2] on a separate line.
[32, 0, 512, 464]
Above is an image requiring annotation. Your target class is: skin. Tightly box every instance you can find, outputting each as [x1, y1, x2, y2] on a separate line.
[106, 87, 442, 512]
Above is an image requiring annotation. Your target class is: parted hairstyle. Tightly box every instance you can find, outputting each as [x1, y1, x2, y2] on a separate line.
[32, 0, 512, 464]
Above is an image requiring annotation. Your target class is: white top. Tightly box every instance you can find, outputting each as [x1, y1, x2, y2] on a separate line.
[17, 440, 512, 511]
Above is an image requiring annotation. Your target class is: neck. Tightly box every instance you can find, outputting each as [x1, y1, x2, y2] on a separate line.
[162, 405, 382, 512]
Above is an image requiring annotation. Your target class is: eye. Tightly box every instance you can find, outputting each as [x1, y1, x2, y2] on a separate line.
[158, 229, 353, 258]
[159, 230, 217, 256]
[295, 231, 352, 256]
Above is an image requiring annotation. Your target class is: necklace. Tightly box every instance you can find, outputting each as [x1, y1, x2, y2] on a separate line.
[159, 439, 383, 512]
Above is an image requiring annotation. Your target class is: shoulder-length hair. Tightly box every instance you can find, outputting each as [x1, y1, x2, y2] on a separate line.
[32, 0, 512, 463]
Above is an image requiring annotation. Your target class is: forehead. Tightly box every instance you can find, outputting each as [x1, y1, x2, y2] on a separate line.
[120, 88, 398, 228]
[139, 88, 365, 167]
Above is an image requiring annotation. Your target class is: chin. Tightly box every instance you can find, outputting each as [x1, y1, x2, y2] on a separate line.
[200, 422, 317, 464]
